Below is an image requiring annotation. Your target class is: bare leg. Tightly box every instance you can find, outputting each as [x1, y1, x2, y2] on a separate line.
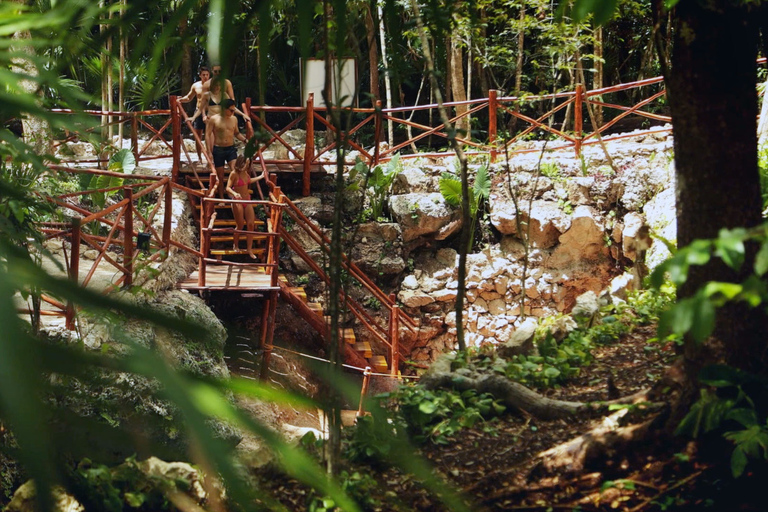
[245, 204, 256, 259]
[232, 203, 245, 251]
[215, 166, 226, 197]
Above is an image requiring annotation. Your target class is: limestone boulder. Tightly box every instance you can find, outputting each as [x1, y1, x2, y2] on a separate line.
[621, 212, 650, 262]
[391, 167, 435, 194]
[389, 193, 458, 242]
[497, 317, 537, 359]
[547, 206, 607, 267]
[351, 222, 406, 277]
[489, 197, 571, 248]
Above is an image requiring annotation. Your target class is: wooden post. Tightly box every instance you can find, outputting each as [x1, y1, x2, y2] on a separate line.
[389, 293, 399, 376]
[574, 84, 584, 157]
[259, 289, 279, 381]
[123, 186, 134, 288]
[245, 97, 254, 139]
[357, 366, 372, 418]
[162, 178, 172, 251]
[488, 89, 498, 163]
[130, 112, 139, 162]
[66, 219, 81, 330]
[374, 99, 382, 166]
[170, 95, 181, 183]
[198, 200, 210, 287]
[303, 93, 314, 197]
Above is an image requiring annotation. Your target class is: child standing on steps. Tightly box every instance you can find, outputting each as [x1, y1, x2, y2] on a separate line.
[226, 156, 264, 259]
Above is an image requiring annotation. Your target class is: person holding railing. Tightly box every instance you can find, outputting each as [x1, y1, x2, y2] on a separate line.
[206, 99, 248, 198]
[201, 65, 253, 139]
[178, 66, 210, 161]
[226, 156, 264, 259]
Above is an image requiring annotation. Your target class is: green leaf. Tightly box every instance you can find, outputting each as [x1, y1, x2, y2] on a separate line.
[473, 164, 491, 200]
[731, 447, 749, 478]
[107, 148, 136, 173]
[439, 175, 462, 208]
[124, 492, 145, 508]
[419, 400, 438, 415]
[714, 227, 747, 270]
[702, 282, 742, 303]
[755, 241, 768, 276]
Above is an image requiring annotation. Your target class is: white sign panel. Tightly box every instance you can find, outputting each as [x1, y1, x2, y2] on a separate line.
[302, 58, 357, 108]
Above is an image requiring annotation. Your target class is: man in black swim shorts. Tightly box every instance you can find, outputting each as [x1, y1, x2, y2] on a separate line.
[206, 99, 247, 197]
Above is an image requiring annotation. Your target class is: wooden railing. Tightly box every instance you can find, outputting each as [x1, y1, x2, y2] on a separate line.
[228, 77, 668, 195]
[34, 168, 181, 328]
[260, 167, 417, 376]
[51, 108, 175, 166]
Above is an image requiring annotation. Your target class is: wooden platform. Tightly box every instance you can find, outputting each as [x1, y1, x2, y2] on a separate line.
[178, 264, 277, 291]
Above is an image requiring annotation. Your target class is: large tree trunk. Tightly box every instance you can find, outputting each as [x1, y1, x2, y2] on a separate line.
[10, 0, 50, 156]
[450, 35, 469, 136]
[668, 1, 768, 375]
[364, 4, 380, 101]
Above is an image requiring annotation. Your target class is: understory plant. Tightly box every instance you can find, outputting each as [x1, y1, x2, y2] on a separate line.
[649, 223, 768, 478]
[439, 161, 490, 249]
[357, 153, 402, 221]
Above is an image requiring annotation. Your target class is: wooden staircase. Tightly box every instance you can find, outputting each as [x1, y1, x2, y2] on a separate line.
[277, 276, 388, 373]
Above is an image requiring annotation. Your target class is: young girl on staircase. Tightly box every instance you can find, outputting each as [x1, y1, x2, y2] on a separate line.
[225, 156, 264, 259]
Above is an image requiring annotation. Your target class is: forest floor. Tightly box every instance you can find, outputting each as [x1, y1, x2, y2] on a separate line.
[249, 324, 767, 512]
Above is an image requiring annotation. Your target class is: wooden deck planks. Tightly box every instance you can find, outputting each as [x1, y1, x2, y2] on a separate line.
[179, 264, 277, 291]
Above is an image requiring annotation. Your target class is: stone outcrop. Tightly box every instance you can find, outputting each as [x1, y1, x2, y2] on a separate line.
[389, 193, 459, 242]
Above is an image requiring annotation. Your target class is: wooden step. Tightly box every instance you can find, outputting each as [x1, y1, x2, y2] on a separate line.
[307, 302, 323, 318]
[210, 235, 268, 244]
[209, 248, 267, 258]
[290, 287, 307, 302]
[353, 341, 372, 358]
[212, 219, 265, 227]
[341, 328, 356, 345]
[369, 355, 388, 373]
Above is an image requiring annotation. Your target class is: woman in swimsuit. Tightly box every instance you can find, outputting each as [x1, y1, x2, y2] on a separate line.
[225, 156, 264, 259]
[195, 76, 252, 135]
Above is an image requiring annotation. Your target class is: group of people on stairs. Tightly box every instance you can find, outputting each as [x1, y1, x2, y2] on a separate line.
[180, 65, 262, 259]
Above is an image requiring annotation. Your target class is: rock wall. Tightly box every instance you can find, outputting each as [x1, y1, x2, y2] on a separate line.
[274, 127, 677, 365]
[390, 129, 675, 362]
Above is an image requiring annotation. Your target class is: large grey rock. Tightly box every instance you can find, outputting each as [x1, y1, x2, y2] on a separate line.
[389, 193, 458, 242]
[521, 200, 572, 248]
[497, 317, 537, 359]
[351, 222, 406, 277]
[5, 483, 84, 512]
[621, 212, 649, 262]
[391, 167, 434, 194]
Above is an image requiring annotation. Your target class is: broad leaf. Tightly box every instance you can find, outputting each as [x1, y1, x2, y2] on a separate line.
[439, 175, 462, 208]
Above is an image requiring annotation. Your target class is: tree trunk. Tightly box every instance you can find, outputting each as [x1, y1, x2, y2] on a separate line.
[10, 9, 50, 156]
[515, 7, 525, 95]
[668, 1, 768, 375]
[450, 35, 469, 136]
[364, 4, 380, 102]
[180, 13, 192, 112]
[377, 3, 394, 145]
[593, 25, 603, 127]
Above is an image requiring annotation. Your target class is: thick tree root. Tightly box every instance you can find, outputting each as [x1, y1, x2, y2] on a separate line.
[421, 372, 655, 420]
[421, 372, 585, 420]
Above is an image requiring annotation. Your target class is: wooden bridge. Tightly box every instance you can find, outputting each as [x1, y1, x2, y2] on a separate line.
[28, 74, 677, 379]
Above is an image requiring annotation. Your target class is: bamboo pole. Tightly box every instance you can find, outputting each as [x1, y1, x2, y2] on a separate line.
[123, 186, 133, 288]
[65, 219, 81, 330]
[489, 89, 498, 163]
[303, 93, 315, 197]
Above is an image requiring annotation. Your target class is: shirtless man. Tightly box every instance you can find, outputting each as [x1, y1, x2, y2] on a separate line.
[206, 99, 247, 198]
[178, 66, 210, 160]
